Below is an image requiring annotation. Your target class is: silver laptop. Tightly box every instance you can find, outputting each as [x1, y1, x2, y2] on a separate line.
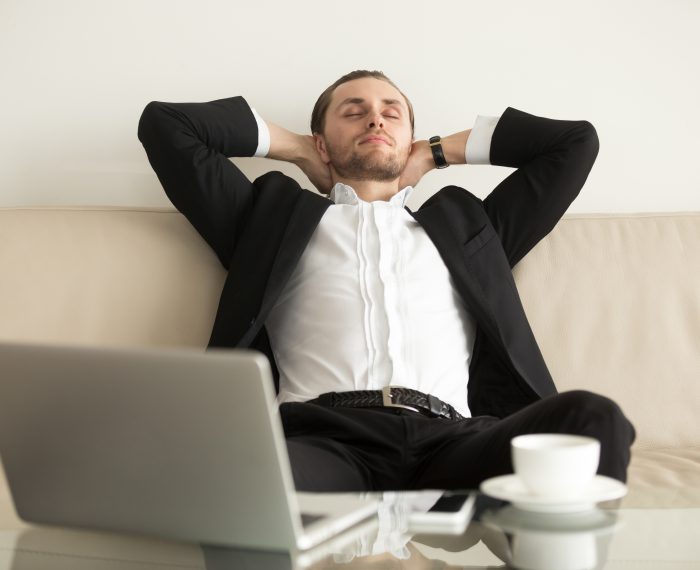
[0, 341, 379, 551]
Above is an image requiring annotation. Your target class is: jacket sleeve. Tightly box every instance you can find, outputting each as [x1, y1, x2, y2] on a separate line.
[137, 96, 261, 268]
[482, 106, 600, 268]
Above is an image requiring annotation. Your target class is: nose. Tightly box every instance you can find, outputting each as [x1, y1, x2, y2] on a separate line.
[367, 110, 384, 130]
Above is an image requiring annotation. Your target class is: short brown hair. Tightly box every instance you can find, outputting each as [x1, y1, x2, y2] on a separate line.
[310, 70, 415, 137]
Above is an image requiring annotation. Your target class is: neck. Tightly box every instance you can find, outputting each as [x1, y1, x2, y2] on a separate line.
[331, 174, 400, 202]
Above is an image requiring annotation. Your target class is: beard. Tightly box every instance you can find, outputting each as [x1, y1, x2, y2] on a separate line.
[326, 139, 409, 182]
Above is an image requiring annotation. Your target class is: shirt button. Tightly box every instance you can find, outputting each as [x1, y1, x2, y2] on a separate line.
[250, 317, 256, 326]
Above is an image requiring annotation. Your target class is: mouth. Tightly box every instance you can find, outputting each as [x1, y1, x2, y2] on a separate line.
[360, 135, 390, 146]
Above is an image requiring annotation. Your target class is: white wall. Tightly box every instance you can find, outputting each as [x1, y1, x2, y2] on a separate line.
[1, 0, 698, 213]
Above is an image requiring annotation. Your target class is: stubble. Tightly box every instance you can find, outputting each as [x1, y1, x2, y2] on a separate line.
[326, 139, 409, 182]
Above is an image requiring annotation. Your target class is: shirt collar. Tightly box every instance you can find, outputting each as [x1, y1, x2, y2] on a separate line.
[329, 182, 414, 207]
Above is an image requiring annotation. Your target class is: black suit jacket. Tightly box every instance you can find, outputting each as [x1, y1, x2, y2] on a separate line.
[137, 96, 599, 418]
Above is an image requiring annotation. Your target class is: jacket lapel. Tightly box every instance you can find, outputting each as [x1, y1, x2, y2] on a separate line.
[239, 191, 331, 346]
[407, 203, 502, 351]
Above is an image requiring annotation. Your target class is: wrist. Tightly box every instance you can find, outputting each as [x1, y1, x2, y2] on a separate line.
[440, 130, 470, 166]
[416, 140, 436, 175]
[292, 134, 320, 170]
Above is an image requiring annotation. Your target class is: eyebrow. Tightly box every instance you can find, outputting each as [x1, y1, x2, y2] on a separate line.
[337, 97, 404, 109]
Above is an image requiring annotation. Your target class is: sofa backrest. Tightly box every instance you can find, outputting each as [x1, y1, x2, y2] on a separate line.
[0, 207, 225, 348]
[1, 207, 698, 450]
[512, 212, 699, 451]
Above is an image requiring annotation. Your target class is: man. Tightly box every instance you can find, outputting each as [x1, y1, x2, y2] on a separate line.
[138, 70, 636, 492]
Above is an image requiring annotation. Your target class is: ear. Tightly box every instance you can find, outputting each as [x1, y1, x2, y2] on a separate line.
[313, 133, 331, 165]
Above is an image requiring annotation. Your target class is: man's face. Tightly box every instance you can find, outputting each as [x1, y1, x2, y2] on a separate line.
[315, 77, 413, 182]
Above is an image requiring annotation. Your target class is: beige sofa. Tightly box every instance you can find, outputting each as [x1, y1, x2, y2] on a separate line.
[1, 205, 699, 512]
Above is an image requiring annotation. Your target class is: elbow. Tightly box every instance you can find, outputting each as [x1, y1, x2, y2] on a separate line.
[581, 120, 600, 161]
[137, 101, 165, 145]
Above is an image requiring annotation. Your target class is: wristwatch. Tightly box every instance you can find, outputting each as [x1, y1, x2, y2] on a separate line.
[429, 136, 449, 169]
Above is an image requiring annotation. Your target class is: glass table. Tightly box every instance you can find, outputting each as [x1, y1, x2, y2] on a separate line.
[1, 493, 698, 569]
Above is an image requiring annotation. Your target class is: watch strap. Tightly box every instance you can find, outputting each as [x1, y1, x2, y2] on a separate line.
[429, 135, 449, 169]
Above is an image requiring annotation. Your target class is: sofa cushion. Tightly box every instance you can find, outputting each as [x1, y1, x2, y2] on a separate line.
[624, 446, 700, 507]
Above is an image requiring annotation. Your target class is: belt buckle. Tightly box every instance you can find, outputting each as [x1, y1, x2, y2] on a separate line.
[381, 386, 420, 413]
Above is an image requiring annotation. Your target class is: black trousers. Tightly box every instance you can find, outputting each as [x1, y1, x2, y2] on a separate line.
[281, 390, 636, 492]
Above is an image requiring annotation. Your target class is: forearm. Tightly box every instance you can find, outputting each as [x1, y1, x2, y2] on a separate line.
[138, 97, 260, 160]
[267, 121, 307, 164]
[442, 129, 472, 165]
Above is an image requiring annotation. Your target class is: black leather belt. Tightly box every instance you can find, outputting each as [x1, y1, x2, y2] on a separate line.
[309, 386, 465, 421]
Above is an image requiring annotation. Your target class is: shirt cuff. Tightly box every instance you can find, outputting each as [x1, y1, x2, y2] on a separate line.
[465, 114, 501, 165]
[250, 106, 270, 158]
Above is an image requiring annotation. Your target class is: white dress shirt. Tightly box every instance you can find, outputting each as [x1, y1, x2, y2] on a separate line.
[249, 108, 500, 418]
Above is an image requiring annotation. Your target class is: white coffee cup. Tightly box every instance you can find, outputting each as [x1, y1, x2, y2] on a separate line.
[511, 434, 600, 498]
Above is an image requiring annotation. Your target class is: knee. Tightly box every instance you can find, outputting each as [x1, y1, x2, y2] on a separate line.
[557, 390, 635, 445]
[559, 389, 616, 414]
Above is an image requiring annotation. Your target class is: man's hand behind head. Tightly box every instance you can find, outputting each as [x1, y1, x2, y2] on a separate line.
[297, 134, 333, 195]
[398, 140, 434, 191]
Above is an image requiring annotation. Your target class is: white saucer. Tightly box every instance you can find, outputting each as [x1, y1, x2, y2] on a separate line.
[480, 474, 627, 513]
